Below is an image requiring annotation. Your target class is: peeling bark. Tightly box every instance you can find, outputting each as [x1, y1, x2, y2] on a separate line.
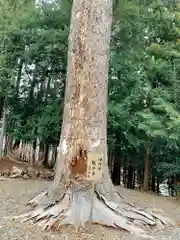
[17, 0, 175, 238]
[53, 0, 112, 187]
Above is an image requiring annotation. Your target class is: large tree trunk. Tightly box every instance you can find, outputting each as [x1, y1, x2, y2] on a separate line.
[17, 0, 174, 238]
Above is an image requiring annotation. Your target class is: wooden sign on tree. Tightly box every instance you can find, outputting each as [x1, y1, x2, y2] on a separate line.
[86, 152, 103, 181]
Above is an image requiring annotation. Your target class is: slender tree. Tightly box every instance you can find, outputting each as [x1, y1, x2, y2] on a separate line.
[0, 98, 7, 156]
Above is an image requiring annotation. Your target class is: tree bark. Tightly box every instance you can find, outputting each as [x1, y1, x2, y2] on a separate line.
[15, 58, 23, 96]
[6, 135, 13, 152]
[127, 163, 133, 189]
[43, 143, 50, 168]
[38, 141, 45, 165]
[156, 176, 160, 194]
[0, 96, 5, 120]
[151, 175, 155, 192]
[132, 169, 136, 189]
[123, 158, 127, 186]
[20, 0, 174, 237]
[112, 158, 121, 185]
[0, 110, 6, 157]
[0, 97, 7, 157]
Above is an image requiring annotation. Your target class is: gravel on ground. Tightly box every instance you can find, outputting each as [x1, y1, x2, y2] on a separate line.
[0, 179, 180, 240]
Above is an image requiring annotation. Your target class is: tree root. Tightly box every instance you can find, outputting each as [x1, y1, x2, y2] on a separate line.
[14, 182, 175, 239]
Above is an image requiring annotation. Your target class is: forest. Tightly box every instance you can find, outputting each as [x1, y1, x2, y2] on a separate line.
[0, 0, 180, 239]
[0, 0, 180, 196]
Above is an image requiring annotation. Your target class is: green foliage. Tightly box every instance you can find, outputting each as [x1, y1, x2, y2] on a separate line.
[0, 0, 180, 182]
[0, 0, 71, 144]
[156, 158, 180, 178]
[108, 0, 180, 178]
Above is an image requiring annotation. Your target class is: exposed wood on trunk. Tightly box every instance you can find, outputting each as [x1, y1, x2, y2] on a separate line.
[53, 0, 113, 186]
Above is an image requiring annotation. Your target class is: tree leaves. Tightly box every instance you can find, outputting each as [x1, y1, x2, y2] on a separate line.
[0, 0, 179, 180]
[108, 0, 180, 177]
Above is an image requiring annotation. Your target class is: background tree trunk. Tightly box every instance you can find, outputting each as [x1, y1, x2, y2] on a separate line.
[151, 175, 156, 192]
[156, 176, 160, 194]
[0, 110, 6, 157]
[112, 158, 121, 185]
[143, 150, 150, 191]
[0, 97, 7, 157]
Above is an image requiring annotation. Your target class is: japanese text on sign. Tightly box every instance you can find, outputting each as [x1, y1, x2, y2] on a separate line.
[86, 153, 103, 181]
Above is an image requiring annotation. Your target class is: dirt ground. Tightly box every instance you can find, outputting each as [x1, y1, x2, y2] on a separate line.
[0, 156, 50, 172]
[0, 179, 180, 240]
[0, 156, 53, 179]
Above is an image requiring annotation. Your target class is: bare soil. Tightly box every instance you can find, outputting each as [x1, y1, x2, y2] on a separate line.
[0, 156, 29, 172]
[0, 179, 180, 240]
[0, 156, 53, 178]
